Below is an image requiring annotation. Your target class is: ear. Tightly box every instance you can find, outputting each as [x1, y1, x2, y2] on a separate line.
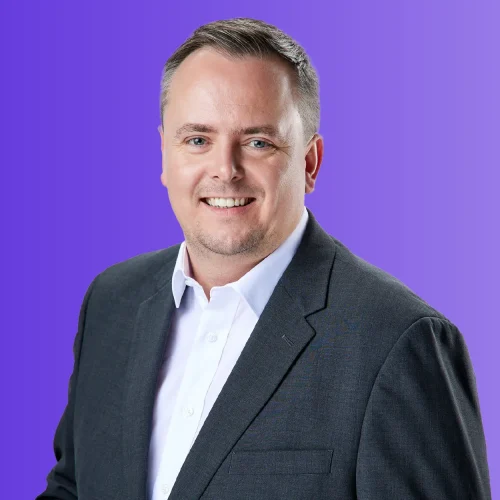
[304, 134, 324, 194]
[160, 169, 168, 189]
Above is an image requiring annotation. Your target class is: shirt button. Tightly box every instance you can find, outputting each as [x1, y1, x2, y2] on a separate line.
[207, 332, 218, 343]
[184, 406, 195, 417]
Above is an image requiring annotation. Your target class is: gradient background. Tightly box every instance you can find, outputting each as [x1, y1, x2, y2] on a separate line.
[1, 1, 498, 498]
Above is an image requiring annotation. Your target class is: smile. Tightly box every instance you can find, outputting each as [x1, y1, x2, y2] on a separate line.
[201, 197, 256, 215]
[202, 197, 256, 208]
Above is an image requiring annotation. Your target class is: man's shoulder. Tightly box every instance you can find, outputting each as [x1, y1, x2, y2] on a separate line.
[90, 243, 181, 302]
[100, 244, 181, 277]
[328, 235, 451, 327]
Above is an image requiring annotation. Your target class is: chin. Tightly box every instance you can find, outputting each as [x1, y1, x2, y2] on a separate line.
[199, 232, 262, 257]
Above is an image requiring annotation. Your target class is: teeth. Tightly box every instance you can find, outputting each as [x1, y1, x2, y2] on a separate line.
[206, 197, 251, 208]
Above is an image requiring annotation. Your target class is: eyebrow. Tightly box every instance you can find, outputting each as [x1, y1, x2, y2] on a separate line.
[174, 123, 287, 142]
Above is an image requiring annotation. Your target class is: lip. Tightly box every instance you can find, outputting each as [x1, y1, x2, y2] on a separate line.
[201, 198, 256, 216]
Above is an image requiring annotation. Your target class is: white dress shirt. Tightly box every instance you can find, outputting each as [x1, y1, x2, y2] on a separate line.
[148, 206, 309, 500]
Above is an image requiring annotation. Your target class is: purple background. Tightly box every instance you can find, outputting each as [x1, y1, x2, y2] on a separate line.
[1, 1, 498, 498]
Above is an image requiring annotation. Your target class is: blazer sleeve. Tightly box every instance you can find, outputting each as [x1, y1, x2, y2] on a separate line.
[355, 316, 492, 499]
[36, 274, 100, 500]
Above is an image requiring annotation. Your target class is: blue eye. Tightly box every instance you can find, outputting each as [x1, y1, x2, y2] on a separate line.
[187, 137, 207, 146]
[249, 140, 271, 149]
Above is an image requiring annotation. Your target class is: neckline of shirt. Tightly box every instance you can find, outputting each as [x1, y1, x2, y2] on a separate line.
[172, 206, 309, 317]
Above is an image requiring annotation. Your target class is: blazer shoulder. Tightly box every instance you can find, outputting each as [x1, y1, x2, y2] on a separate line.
[329, 235, 452, 326]
[90, 244, 181, 302]
[100, 244, 180, 276]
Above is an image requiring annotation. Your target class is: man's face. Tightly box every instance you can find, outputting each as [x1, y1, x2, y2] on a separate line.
[159, 47, 322, 258]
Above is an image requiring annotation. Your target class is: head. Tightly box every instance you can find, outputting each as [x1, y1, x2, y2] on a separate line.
[159, 18, 323, 260]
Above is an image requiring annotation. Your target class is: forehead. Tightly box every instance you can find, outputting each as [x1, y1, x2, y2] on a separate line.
[164, 48, 300, 132]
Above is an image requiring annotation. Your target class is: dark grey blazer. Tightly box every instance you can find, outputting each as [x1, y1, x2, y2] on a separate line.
[37, 208, 492, 499]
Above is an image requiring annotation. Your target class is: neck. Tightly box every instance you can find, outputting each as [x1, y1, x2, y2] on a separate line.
[185, 244, 270, 301]
[185, 207, 304, 300]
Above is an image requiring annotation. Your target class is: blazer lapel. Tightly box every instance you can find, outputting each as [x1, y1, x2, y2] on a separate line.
[121, 268, 177, 500]
[168, 208, 337, 500]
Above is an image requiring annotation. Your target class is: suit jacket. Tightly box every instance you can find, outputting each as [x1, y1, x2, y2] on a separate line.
[37, 208, 492, 499]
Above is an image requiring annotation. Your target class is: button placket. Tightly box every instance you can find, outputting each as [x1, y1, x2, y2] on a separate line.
[162, 483, 169, 497]
[152, 287, 249, 500]
[183, 406, 195, 417]
[207, 332, 218, 343]
[154, 290, 239, 499]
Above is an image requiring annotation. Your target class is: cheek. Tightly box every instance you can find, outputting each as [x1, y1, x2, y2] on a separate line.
[263, 159, 299, 198]
[164, 153, 202, 194]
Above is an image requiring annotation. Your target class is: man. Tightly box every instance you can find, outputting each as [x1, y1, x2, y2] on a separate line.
[37, 17, 491, 500]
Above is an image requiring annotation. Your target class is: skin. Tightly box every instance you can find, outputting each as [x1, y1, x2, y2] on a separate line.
[159, 47, 324, 300]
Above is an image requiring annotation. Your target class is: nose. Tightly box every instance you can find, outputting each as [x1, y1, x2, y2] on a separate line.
[207, 140, 243, 182]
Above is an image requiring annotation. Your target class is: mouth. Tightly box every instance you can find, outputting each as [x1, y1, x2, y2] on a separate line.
[201, 197, 256, 208]
[200, 197, 257, 216]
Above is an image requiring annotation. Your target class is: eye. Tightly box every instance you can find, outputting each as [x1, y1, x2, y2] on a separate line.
[186, 137, 207, 147]
[248, 139, 274, 150]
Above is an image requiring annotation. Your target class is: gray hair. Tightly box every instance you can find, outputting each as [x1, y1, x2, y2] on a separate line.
[159, 18, 320, 143]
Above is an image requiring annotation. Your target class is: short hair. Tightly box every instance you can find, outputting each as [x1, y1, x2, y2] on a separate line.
[159, 18, 320, 143]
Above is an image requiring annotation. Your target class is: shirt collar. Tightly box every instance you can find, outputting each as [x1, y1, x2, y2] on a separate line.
[171, 241, 192, 309]
[172, 206, 309, 316]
